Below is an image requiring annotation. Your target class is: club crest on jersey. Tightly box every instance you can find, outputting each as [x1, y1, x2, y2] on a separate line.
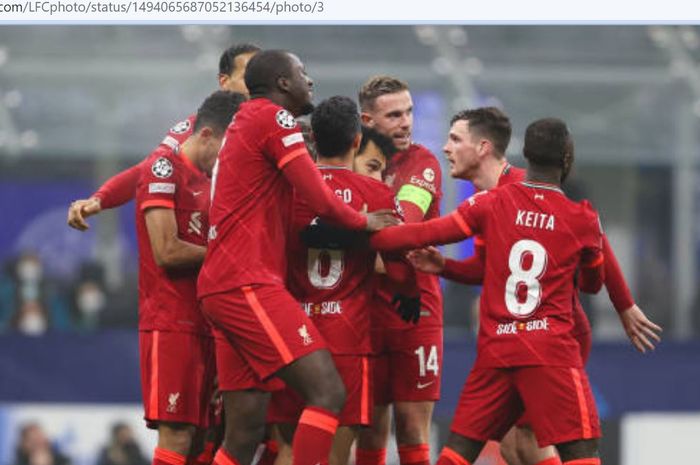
[298, 324, 313, 346]
[151, 157, 174, 179]
[423, 167, 435, 182]
[169, 119, 191, 134]
[275, 109, 297, 129]
[166, 392, 180, 413]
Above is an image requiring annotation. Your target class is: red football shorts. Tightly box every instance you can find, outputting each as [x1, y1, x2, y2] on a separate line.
[201, 284, 327, 389]
[139, 330, 216, 429]
[517, 329, 593, 428]
[372, 325, 442, 404]
[452, 366, 600, 447]
[267, 354, 372, 426]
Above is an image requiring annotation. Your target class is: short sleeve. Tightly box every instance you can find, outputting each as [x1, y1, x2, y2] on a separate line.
[136, 152, 178, 211]
[395, 149, 442, 215]
[260, 107, 309, 169]
[455, 190, 492, 237]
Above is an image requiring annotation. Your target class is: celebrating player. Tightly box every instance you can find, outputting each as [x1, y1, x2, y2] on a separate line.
[355, 75, 443, 465]
[370, 118, 608, 465]
[134, 91, 244, 465]
[196, 51, 398, 465]
[66, 43, 260, 230]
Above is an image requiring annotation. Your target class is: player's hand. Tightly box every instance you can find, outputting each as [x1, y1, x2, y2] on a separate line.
[67, 197, 102, 231]
[619, 304, 662, 353]
[392, 293, 421, 324]
[364, 208, 400, 232]
[407, 246, 445, 274]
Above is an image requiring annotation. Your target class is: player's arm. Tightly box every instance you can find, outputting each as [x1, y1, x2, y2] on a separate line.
[144, 207, 206, 269]
[407, 245, 485, 285]
[282, 153, 397, 232]
[67, 163, 142, 231]
[395, 157, 441, 224]
[601, 235, 662, 352]
[370, 211, 473, 251]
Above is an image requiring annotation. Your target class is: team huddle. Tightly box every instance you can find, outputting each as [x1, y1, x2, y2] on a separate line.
[67, 44, 662, 465]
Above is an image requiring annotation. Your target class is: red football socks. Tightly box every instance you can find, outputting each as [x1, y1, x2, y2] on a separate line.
[212, 448, 241, 465]
[153, 447, 187, 465]
[435, 447, 472, 465]
[355, 448, 387, 465]
[256, 439, 279, 465]
[534, 457, 563, 465]
[398, 443, 430, 465]
[292, 406, 339, 465]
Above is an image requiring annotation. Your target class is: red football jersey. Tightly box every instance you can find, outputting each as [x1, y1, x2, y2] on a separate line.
[376, 143, 444, 328]
[160, 114, 196, 152]
[287, 166, 398, 355]
[135, 146, 211, 335]
[457, 181, 603, 368]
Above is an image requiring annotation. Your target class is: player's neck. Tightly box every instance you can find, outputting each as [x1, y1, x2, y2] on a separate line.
[180, 138, 202, 173]
[474, 156, 507, 191]
[316, 153, 354, 170]
[526, 165, 562, 187]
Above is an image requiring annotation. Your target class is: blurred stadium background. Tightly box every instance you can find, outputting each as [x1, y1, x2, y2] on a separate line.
[0, 25, 699, 464]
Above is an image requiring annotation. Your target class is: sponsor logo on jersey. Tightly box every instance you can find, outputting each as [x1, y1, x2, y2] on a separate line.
[151, 157, 174, 179]
[276, 109, 297, 129]
[298, 324, 313, 345]
[301, 300, 343, 316]
[148, 182, 176, 194]
[282, 132, 304, 147]
[423, 167, 435, 182]
[496, 317, 550, 335]
[409, 175, 436, 194]
[416, 380, 435, 390]
[169, 119, 191, 134]
[166, 392, 180, 413]
[208, 225, 217, 241]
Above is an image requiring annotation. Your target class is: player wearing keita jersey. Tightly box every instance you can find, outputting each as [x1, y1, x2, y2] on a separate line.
[197, 52, 398, 465]
[66, 43, 259, 231]
[132, 91, 242, 465]
[372, 119, 608, 465]
[356, 75, 443, 465]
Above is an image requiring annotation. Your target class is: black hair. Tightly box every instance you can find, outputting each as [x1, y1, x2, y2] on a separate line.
[310, 96, 360, 158]
[450, 107, 512, 156]
[193, 91, 246, 135]
[359, 125, 397, 162]
[218, 43, 261, 76]
[244, 49, 295, 97]
[523, 118, 574, 168]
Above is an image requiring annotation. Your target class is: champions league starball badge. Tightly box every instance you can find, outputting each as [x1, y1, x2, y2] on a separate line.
[151, 157, 174, 179]
[275, 109, 297, 129]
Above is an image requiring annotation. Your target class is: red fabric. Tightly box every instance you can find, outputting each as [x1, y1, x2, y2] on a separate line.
[562, 460, 600, 465]
[93, 162, 142, 209]
[153, 448, 187, 465]
[436, 447, 472, 465]
[213, 448, 241, 465]
[139, 331, 216, 428]
[198, 99, 365, 299]
[376, 143, 443, 329]
[451, 367, 600, 447]
[292, 407, 339, 465]
[135, 146, 211, 334]
[202, 285, 326, 385]
[287, 167, 400, 354]
[370, 213, 467, 251]
[355, 448, 387, 465]
[372, 325, 442, 403]
[441, 253, 485, 285]
[398, 443, 430, 465]
[601, 234, 634, 312]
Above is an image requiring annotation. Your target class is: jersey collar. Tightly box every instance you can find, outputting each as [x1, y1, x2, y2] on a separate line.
[520, 180, 564, 194]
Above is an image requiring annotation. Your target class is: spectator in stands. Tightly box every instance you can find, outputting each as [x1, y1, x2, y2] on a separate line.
[96, 422, 149, 465]
[13, 422, 71, 465]
[10, 300, 49, 336]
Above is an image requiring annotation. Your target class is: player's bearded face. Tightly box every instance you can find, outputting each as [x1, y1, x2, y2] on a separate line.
[287, 56, 315, 116]
[365, 91, 413, 151]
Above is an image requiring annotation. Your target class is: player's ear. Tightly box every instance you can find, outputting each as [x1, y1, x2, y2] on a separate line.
[277, 76, 291, 93]
[351, 132, 362, 152]
[199, 126, 214, 139]
[218, 73, 229, 89]
[360, 112, 374, 127]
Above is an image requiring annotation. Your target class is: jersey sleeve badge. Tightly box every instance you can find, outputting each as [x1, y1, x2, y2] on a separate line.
[276, 109, 297, 129]
[151, 157, 174, 179]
